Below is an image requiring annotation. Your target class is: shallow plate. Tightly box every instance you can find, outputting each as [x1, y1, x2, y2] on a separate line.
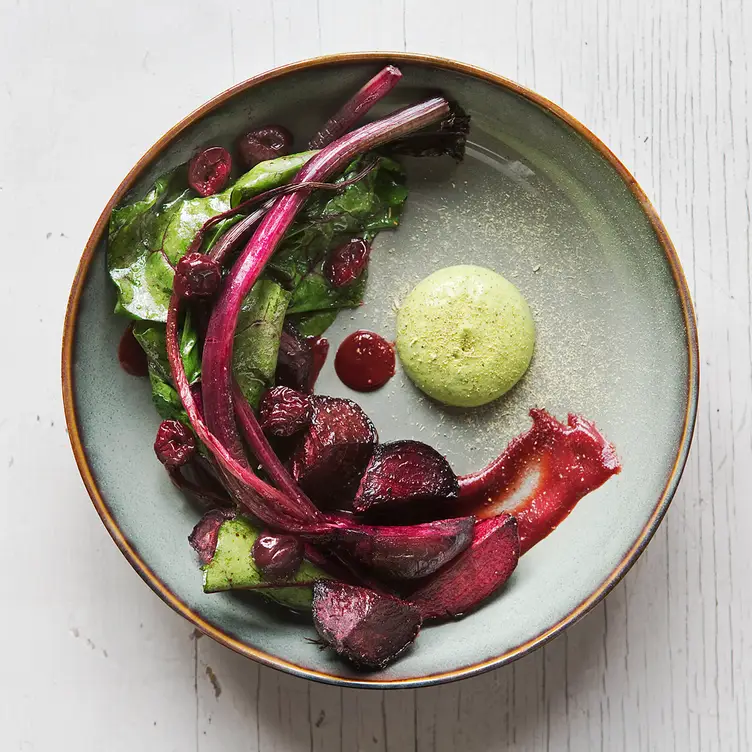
[63, 53, 698, 688]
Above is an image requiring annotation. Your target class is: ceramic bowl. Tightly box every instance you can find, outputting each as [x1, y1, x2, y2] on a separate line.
[62, 53, 698, 688]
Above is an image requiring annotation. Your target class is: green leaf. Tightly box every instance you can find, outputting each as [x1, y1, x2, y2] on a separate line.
[203, 517, 329, 610]
[148, 370, 189, 424]
[108, 152, 314, 322]
[230, 151, 317, 208]
[132, 312, 201, 385]
[286, 310, 339, 337]
[269, 157, 407, 317]
[233, 278, 291, 409]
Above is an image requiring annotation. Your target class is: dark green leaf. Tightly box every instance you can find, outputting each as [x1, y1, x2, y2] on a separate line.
[230, 151, 316, 208]
[148, 370, 189, 424]
[132, 312, 200, 385]
[286, 310, 339, 337]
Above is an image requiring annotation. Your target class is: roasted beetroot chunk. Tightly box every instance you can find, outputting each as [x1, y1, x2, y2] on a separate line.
[259, 386, 312, 437]
[275, 325, 328, 393]
[353, 440, 459, 518]
[189, 508, 236, 565]
[336, 517, 474, 579]
[407, 514, 520, 621]
[312, 581, 422, 670]
[291, 396, 377, 509]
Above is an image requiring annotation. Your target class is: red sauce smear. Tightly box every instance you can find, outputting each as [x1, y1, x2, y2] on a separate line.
[458, 409, 621, 554]
[335, 330, 395, 392]
[118, 323, 148, 377]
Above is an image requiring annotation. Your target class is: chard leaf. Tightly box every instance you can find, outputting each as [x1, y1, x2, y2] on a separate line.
[286, 310, 339, 337]
[203, 516, 328, 610]
[132, 312, 201, 385]
[233, 278, 292, 408]
[107, 152, 313, 322]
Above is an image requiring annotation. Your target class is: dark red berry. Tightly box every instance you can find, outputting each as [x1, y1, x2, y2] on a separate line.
[237, 125, 293, 168]
[118, 323, 148, 377]
[188, 146, 232, 196]
[335, 330, 395, 392]
[259, 386, 312, 437]
[323, 238, 370, 288]
[173, 253, 221, 299]
[154, 420, 196, 468]
[252, 533, 304, 578]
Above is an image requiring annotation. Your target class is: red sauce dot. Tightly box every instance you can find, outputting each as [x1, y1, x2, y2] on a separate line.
[335, 330, 395, 392]
[118, 323, 148, 377]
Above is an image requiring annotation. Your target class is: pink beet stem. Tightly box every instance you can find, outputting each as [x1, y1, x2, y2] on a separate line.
[201, 96, 450, 486]
[309, 65, 403, 148]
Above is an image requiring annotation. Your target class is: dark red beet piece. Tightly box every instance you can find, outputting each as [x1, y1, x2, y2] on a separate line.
[336, 517, 474, 579]
[237, 125, 293, 168]
[252, 533, 304, 578]
[334, 330, 395, 392]
[407, 514, 520, 621]
[173, 253, 222, 299]
[118, 323, 149, 377]
[312, 581, 422, 670]
[276, 325, 329, 393]
[291, 396, 377, 509]
[188, 146, 232, 196]
[188, 509, 236, 565]
[154, 419, 196, 468]
[323, 238, 371, 287]
[353, 440, 459, 518]
[259, 386, 312, 437]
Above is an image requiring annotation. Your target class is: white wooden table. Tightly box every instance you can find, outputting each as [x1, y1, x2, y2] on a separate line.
[2, 1, 748, 749]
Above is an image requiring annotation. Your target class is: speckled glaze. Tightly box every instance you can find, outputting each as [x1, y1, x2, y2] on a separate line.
[62, 53, 698, 689]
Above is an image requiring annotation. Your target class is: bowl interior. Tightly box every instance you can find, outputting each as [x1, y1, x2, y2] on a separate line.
[69, 58, 693, 686]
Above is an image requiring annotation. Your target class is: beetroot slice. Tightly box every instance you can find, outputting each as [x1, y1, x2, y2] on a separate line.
[335, 517, 474, 579]
[291, 396, 377, 510]
[189, 509, 236, 565]
[406, 514, 520, 621]
[353, 440, 459, 518]
[312, 581, 422, 670]
[275, 325, 328, 393]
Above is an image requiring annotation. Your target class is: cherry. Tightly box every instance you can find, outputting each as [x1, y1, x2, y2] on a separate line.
[154, 420, 196, 468]
[173, 253, 221, 299]
[188, 146, 232, 196]
[252, 533, 304, 578]
[237, 125, 293, 168]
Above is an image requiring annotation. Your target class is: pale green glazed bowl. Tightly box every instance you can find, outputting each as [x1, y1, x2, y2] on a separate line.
[63, 53, 698, 688]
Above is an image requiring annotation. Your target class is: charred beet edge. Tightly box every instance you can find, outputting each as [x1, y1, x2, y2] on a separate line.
[334, 517, 475, 580]
[309, 65, 403, 149]
[323, 238, 371, 287]
[200, 96, 450, 503]
[291, 396, 378, 510]
[353, 440, 459, 518]
[189, 508, 236, 565]
[238, 125, 293, 168]
[154, 419, 196, 468]
[259, 386, 312, 437]
[406, 514, 520, 621]
[188, 146, 232, 196]
[312, 580, 421, 670]
[252, 533, 305, 578]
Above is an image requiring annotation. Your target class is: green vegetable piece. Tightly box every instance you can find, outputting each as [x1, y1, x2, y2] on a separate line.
[286, 310, 339, 337]
[233, 278, 291, 409]
[203, 517, 328, 610]
[148, 370, 189, 424]
[230, 151, 317, 208]
[132, 312, 200, 385]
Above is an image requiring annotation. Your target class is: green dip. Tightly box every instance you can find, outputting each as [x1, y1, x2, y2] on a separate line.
[396, 266, 535, 407]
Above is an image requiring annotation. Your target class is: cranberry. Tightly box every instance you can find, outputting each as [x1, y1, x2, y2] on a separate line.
[188, 146, 232, 196]
[335, 330, 395, 392]
[252, 533, 304, 578]
[118, 323, 148, 377]
[173, 253, 221, 299]
[237, 125, 293, 168]
[323, 238, 370, 288]
[259, 386, 312, 437]
[154, 420, 196, 468]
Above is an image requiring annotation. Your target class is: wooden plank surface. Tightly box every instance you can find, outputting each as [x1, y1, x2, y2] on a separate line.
[1, 0, 749, 749]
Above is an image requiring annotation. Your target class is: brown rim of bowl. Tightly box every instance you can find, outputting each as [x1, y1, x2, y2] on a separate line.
[62, 51, 699, 689]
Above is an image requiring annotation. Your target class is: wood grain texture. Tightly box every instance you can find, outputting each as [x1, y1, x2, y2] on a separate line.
[0, 0, 748, 749]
